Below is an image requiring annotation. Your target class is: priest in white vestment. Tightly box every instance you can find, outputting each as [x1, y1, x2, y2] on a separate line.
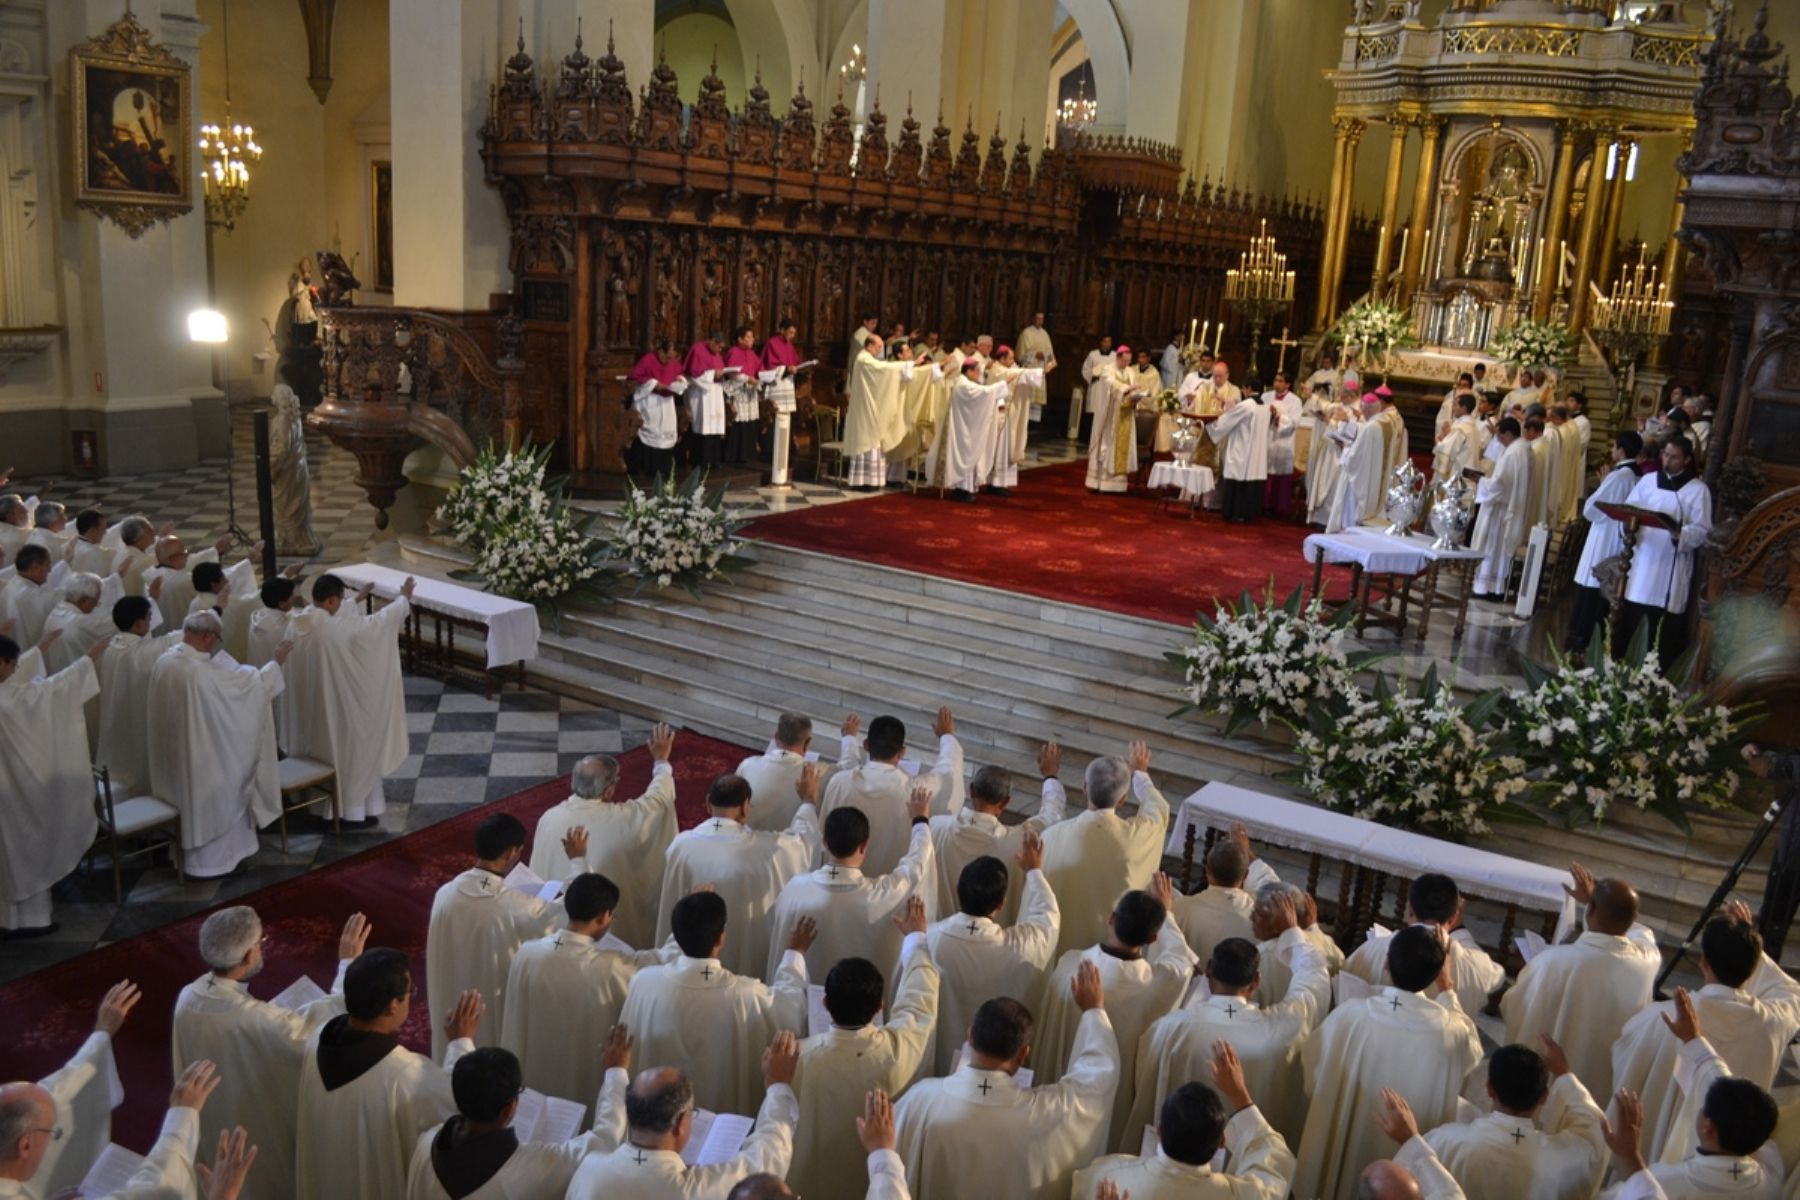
[1500, 865, 1661, 1099]
[141, 534, 231, 631]
[0, 632, 103, 933]
[1550, 405, 1586, 526]
[1085, 347, 1142, 493]
[93, 595, 177, 790]
[12, 981, 138, 1198]
[1168, 825, 1281, 965]
[842, 336, 922, 489]
[1293, 925, 1483, 1200]
[1619, 435, 1712, 662]
[895, 962, 1119, 1200]
[1012, 311, 1055, 444]
[1076, 335, 1116, 442]
[148, 610, 288, 878]
[1075, 1043, 1297, 1200]
[736, 713, 815, 832]
[1471, 418, 1530, 598]
[1524, 415, 1559, 533]
[281, 572, 412, 824]
[295, 948, 481, 1200]
[1207, 378, 1271, 523]
[426, 812, 570, 1056]
[927, 355, 1012, 501]
[1134, 911, 1331, 1148]
[790, 919, 940, 1198]
[185, 557, 268, 663]
[764, 790, 934, 982]
[1031, 877, 1198, 1152]
[1343, 874, 1506, 1019]
[1040, 743, 1170, 960]
[246, 577, 302, 754]
[986, 348, 1055, 491]
[0, 544, 61, 645]
[404, 1045, 606, 1200]
[1264, 372, 1305, 516]
[655, 769, 821, 980]
[925, 845, 1062, 1075]
[565, 1033, 802, 1199]
[620, 891, 810, 1116]
[929, 748, 1067, 924]
[1247, 882, 1347, 1006]
[40, 573, 116, 674]
[822, 709, 964, 875]
[500, 874, 674, 1118]
[1609, 905, 1800, 1162]
[1434, 394, 1484, 488]
[1566, 433, 1644, 654]
[1325, 396, 1387, 533]
[531, 725, 678, 949]
[1423, 1039, 1607, 1200]
[1305, 386, 1357, 526]
[171, 907, 367, 1200]
[68, 509, 126, 578]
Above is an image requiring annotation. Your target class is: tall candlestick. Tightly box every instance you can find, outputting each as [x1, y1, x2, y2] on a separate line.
[1189, 317, 1197, 345]
[1397, 226, 1409, 272]
[1213, 321, 1224, 357]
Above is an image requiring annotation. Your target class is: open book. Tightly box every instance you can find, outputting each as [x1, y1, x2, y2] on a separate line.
[504, 862, 565, 902]
[1594, 502, 1681, 534]
[681, 1110, 756, 1166]
[512, 1087, 586, 1145]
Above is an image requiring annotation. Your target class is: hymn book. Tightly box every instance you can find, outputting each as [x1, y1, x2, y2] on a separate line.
[681, 1110, 756, 1166]
[271, 974, 329, 1012]
[503, 862, 564, 902]
[512, 1087, 586, 1145]
[1593, 502, 1681, 534]
[80, 1144, 147, 1197]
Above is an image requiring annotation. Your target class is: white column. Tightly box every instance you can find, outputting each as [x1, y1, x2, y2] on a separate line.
[866, 0, 944, 122]
[1120, 0, 1191, 145]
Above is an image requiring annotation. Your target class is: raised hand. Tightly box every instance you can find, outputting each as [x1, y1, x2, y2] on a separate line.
[1565, 861, 1596, 907]
[649, 722, 676, 763]
[787, 915, 819, 954]
[196, 1127, 259, 1200]
[933, 706, 955, 738]
[796, 762, 822, 805]
[281, 563, 305, 579]
[273, 639, 296, 666]
[400, 576, 417, 601]
[212, 534, 233, 556]
[561, 825, 590, 864]
[762, 1030, 800, 1087]
[601, 1022, 634, 1073]
[1374, 1087, 1420, 1145]
[1230, 820, 1254, 862]
[1265, 890, 1299, 935]
[1016, 828, 1045, 873]
[35, 627, 63, 654]
[892, 895, 927, 937]
[1093, 1183, 1129, 1200]
[87, 638, 110, 663]
[841, 713, 862, 738]
[906, 782, 934, 822]
[1602, 1088, 1647, 1175]
[1148, 870, 1174, 912]
[1539, 1034, 1571, 1078]
[338, 913, 371, 960]
[96, 980, 141, 1035]
[1037, 740, 1062, 780]
[170, 1060, 223, 1112]
[856, 1089, 896, 1153]
[1127, 740, 1151, 774]
[1724, 899, 1755, 927]
[1071, 959, 1105, 1012]
[444, 990, 485, 1043]
[1661, 986, 1700, 1044]
[1210, 1040, 1252, 1111]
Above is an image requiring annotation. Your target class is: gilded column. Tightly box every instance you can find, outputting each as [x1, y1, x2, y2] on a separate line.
[1533, 122, 1580, 320]
[1372, 116, 1411, 300]
[1568, 130, 1616, 332]
[1325, 118, 1366, 321]
[1398, 116, 1443, 304]
[1594, 134, 1634, 297]
[1314, 115, 1356, 328]
[1649, 138, 1689, 369]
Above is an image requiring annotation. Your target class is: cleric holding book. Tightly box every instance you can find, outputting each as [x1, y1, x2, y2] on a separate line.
[1618, 433, 1711, 663]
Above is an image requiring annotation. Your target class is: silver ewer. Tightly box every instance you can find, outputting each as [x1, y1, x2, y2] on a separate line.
[1383, 459, 1427, 537]
[1428, 474, 1473, 550]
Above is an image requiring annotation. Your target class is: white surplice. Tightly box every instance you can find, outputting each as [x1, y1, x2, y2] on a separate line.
[764, 823, 933, 982]
[1424, 1071, 1608, 1200]
[1326, 419, 1387, 533]
[531, 759, 677, 949]
[1472, 436, 1534, 595]
[1208, 396, 1271, 482]
[1032, 921, 1198, 1152]
[294, 1019, 472, 1200]
[147, 643, 284, 877]
[1137, 926, 1332, 1146]
[1039, 771, 1170, 960]
[895, 1008, 1119, 1200]
[424, 866, 564, 1056]
[1574, 463, 1642, 590]
[617, 951, 809, 1116]
[170, 965, 348, 1200]
[735, 747, 810, 833]
[1293, 986, 1483, 1200]
[1621, 471, 1713, 615]
[1072, 1104, 1295, 1200]
[923, 867, 1062, 1075]
[928, 777, 1068, 925]
[1265, 387, 1303, 476]
[0, 651, 99, 929]
[1499, 924, 1661, 1099]
[790, 936, 939, 1199]
[281, 597, 410, 820]
[823, 730, 965, 876]
[1343, 926, 1506, 1021]
[653, 803, 820, 980]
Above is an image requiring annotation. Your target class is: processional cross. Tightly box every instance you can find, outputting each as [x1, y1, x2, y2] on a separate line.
[1269, 326, 1300, 376]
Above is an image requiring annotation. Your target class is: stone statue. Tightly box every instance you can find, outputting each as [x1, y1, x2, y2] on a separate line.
[269, 384, 319, 555]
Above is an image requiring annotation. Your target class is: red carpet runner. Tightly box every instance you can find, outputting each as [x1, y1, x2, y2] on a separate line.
[746, 460, 1351, 625]
[2, 731, 748, 1152]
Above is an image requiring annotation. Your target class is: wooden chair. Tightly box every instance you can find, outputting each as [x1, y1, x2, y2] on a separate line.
[90, 765, 182, 903]
[812, 404, 847, 485]
[278, 756, 340, 851]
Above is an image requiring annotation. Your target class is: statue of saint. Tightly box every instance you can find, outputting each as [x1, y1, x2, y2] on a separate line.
[269, 384, 319, 555]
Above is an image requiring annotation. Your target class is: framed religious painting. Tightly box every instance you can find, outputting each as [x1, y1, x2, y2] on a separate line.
[369, 159, 394, 291]
[70, 11, 194, 237]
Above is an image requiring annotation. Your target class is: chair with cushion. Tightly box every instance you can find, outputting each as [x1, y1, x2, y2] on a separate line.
[90, 765, 182, 903]
[278, 756, 340, 850]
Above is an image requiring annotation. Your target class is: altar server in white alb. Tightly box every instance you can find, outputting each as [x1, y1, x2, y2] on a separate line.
[426, 813, 573, 1057]
[1499, 863, 1660, 1099]
[656, 766, 822, 980]
[736, 712, 816, 833]
[1292, 925, 1483, 1200]
[1422, 1038, 1608, 1200]
[895, 960, 1119, 1200]
[295, 948, 483, 1200]
[1205, 367, 1270, 523]
[1566, 430, 1644, 654]
[1074, 1042, 1298, 1200]
[930, 744, 1067, 924]
[281, 572, 413, 825]
[1132, 896, 1332, 1148]
[1040, 740, 1170, 960]
[0, 631, 105, 936]
[1471, 416, 1530, 599]
[824, 709, 965, 875]
[1263, 371, 1305, 516]
[621, 891, 811, 1116]
[532, 724, 678, 948]
[1619, 433, 1712, 662]
[171, 907, 370, 1200]
[149, 610, 291, 878]
[627, 341, 686, 477]
[1031, 874, 1198, 1153]
[1343, 873, 1506, 1019]
[92, 595, 176, 793]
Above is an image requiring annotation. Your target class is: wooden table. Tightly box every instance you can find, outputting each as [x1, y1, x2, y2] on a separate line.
[332, 563, 542, 697]
[1305, 528, 1482, 640]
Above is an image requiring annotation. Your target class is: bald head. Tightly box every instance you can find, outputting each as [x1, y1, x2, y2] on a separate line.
[1588, 878, 1640, 935]
[154, 536, 189, 567]
[727, 1176, 797, 1200]
[1357, 1159, 1423, 1200]
[0, 1082, 56, 1180]
[625, 1066, 694, 1144]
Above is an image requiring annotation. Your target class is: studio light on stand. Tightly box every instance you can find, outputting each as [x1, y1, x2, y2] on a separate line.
[189, 308, 255, 550]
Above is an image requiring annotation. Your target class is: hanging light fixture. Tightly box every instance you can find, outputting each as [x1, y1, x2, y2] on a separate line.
[198, 0, 262, 231]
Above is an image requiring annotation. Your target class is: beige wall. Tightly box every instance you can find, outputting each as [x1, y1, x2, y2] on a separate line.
[658, 12, 747, 107]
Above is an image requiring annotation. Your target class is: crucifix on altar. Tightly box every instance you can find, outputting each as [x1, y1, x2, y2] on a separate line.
[1269, 326, 1299, 376]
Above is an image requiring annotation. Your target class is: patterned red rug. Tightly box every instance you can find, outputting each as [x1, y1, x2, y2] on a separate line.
[746, 460, 1352, 624]
[2, 731, 748, 1152]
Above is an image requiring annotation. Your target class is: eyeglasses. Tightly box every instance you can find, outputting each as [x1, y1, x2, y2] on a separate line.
[31, 1126, 64, 1142]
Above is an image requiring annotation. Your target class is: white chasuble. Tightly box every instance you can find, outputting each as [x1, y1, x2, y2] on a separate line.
[843, 350, 915, 459]
[923, 868, 1062, 1075]
[1085, 369, 1139, 493]
[281, 597, 411, 820]
[1326, 420, 1386, 533]
[1039, 773, 1170, 959]
[1423, 1071, 1608, 1200]
[763, 823, 934, 982]
[529, 759, 677, 949]
[425, 867, 564, 1057]
[1072, 1105, 1296, 1200]
[823, 731, 964, 876]
[0, 651, 99, 925]
[928, 374, 1011, 492]
[1498, 926, 1661, 1098]
[928, 778, 1067, 924]
[654, 805, 820, 980]
[94, 630, 180, 790]
[1471, 436, 1534, 595]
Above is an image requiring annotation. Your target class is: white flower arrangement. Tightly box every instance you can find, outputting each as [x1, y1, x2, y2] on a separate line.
[1295, 667, 1520, 840]
[1496, 626, 1749, 830]
[1169, 585, 1378, 736]
[1153, 387, 1183, 416]
[435, 441, 607, 615]
[1333, 298, 1415, 355]
[1488, 317, 1573, 371]
[610, 468, 748, 596]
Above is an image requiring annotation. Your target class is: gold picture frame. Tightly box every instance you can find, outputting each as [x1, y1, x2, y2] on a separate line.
[70, 11, 193, 238]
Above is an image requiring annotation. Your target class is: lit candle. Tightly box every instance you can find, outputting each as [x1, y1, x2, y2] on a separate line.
[1420, 228, 1432, 276]
[1189, 317, 1197, 345]
[1397, 226, 1409, 268]
[1199, 320, 1210, 352]
[1213, 321, 1223, 356]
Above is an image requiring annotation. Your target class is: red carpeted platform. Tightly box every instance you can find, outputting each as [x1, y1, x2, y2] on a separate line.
[746, 460, 1351, 624]
[1, 730, 748, 1152]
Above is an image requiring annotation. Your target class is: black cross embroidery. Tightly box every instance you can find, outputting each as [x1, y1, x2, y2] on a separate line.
[632, 1150, 647, 1165]
[1509, 1129, 1526, 1144]
[1731, 1164, 1745, 1180]
[1224, 1004, 1238, 1019]
[701, 966, 713, 980]
[712, 819, 724, 832]
[826, 866, 840, 879]
[966, 921, 980, 934]
[1386, 997, 1402, 1011]
[977, 1079, 993, 1095]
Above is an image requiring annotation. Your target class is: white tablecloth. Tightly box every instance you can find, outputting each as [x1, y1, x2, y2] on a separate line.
[1165, 781, 1578, 941]
[330, 562, 541, 668]
[1303, 528, 1482, 576]
[1146, 461, 1217, 500]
